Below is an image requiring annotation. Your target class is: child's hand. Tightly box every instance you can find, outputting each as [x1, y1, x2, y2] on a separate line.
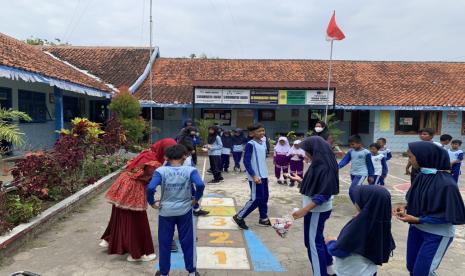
[368, 176, 374, 184]
[151, 202, 159, 209]
[288, 173, 302, 183]
[396, 214, 420, 224]
[292, 208, 308, 220]
[325, 236, 337, 244]
[405, 169, 411, 175]
[253, 176, 262, 184]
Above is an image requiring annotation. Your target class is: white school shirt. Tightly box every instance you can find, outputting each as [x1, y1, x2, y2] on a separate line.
[335, 254, 378, 276]
[371, 154, 384, 176]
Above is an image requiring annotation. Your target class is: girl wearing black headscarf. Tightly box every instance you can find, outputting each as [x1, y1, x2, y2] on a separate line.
[394, 141, 465, 276]
[311, 120, 330, 141]
[206, 125, 223, 183]
[290, 136, 339, 276]
[326, 185, 395, 276]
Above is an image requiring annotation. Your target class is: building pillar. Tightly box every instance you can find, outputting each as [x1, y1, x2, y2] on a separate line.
[54, 86, 63, 138]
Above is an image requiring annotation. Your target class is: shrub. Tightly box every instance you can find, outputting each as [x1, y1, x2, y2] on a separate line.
[99, 115, 127, 155]
[108, 88, 146, 144]
[5, 193, 42, 225]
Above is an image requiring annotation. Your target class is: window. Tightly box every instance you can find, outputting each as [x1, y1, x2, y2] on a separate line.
[258, 109, 276, 121]
[18, 90, 47, 123]
[90, 100, 109, 123]
[142, 107, 164, 120]
[0, 87, 12, 109]
[202, 109, 231, 126]
[350, 110, 370, 134]
[395, 111, 442, 134]
[63, 96, 83, 122]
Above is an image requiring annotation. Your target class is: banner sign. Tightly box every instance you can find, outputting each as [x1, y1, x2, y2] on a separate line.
[250, 90, 279, 104]
[222, 89, 250, 104]
[306, 90, 334, 106]
[195, 88, 223, 104]
[279, 90, 306, 105]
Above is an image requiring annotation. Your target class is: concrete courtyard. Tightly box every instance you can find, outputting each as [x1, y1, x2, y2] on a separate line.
[1, 154, 464, 275]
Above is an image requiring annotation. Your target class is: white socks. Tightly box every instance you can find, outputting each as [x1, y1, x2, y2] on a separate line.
[188, 273, 196, 276]
[327, 265, 335, 275]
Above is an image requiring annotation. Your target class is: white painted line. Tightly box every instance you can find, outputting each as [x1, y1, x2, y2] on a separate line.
[202, 197, 235, 207]
[197, 247, 250, 270]
[197, 216, 240, 230]
[202, 157, 207, 181]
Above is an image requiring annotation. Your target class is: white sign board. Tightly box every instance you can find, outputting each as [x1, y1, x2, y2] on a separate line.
[195, 88, 223, 104]
[222, 90, 250, 104]
[306, 90, 335, 106]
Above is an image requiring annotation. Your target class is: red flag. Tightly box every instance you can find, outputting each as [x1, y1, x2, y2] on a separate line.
[326, 11, 345, 41]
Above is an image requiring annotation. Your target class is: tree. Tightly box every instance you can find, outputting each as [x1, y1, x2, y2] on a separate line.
[24, 36, 70, 46]
[108, 88, 146, 145]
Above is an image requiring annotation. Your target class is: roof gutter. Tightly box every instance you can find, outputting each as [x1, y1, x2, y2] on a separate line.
[0, 65, 111, 98]
[129, 46, 159, 93]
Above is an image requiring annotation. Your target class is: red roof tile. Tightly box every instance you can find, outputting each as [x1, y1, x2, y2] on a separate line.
[0, 33, 111, 92]
[44, 46, 150, 89]
[135, 58, 465, 107]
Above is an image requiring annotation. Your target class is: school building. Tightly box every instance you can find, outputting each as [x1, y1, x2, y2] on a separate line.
[2, 31, 465, 152]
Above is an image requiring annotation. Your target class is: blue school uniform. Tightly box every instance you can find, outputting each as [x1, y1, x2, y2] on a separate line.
[147, 166, 205, 275]
[237, 139, 269, 220]
[405, 142, 465, 276]
[221, 134, 233, 170]
[378, 147, 392, 161]
[299, 137, 339, 276]
[338, 148, 374, 202]
[369, 153, 388, 185]
[208, 135, 223, 180]
[327, 185, 394, 276]
[448, 149, 463, 184]
[232, 133, 247, 170]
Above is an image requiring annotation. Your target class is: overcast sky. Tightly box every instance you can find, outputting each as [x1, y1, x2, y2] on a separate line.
[2, 0, 465, 61]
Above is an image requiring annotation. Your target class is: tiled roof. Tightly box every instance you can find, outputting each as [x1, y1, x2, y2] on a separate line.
[0, 33, 111, 92]
[44, 46, 150, 89]
[135, 58, 465, 107]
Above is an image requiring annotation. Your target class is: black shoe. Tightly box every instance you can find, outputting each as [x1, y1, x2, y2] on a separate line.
[155, 271, 161, 276]
[277, 180, 283, 185]
[219, 176, 224, 181]
[258, 218, 272, 227]
[289, 181, 295, 187]
[233, 214, 249, 230]
[283, 181, 288, 186]
[193, 209, 210, 216]
[171, 240, 178, 252]
[208, 179, 221, 184]
[297, 182, 301, 188]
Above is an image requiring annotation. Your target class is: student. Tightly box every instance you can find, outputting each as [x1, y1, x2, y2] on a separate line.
[221, 129, 233, 172]
[448, 139, 463, 184]
[179, 140, 210, 216]
[376, 137, 392, 161]
[233, 123, 271, 229]
[405, 128, 437, 183]
[274, 137, 291, 185]
[338, 135, 374, 203]
[147, 144, 204, 276]
[287, 140, 305, 187]
[394, 141, 465, 276]
[326, 185, 395, 276]
[439, 134, 452, 148]
[101, 150, 160, 262]
[231, 128, 247, 172]
[368, 143, 388, 185]
[177, 126, 200, 166]
[206, 125, 223, 183]
[289, 136, 339, 276]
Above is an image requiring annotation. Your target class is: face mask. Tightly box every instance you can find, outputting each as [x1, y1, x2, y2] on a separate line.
[420, 167, 437, 174]
[314, 127, 324, 133]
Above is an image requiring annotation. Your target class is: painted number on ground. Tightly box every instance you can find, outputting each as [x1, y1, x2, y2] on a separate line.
[197, 247, 250, 269]
[202, 197, 235, 206]
[197, 216, 239, 230]
[213, 251, 227, 264]
[209, 232, 233, 244]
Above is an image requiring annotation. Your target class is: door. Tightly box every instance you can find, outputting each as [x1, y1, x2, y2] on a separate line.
[350, 110, 370, 135]
[236, 109, 254, 129]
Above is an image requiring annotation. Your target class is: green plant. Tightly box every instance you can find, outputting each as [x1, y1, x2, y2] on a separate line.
[0, 108, 31, 146]
[286, 131, 297, 144]
[308, 112, 344, 144]
[6, 194, 42, 225]
[195, 119, 219, 145]
[108, 88, 147, 144]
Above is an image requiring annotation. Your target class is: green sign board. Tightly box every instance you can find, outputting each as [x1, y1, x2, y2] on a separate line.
[286, 90, 306, 105]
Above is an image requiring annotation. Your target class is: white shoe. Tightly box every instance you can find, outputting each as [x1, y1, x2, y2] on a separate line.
[99, 239, 109, 248]
[127, 253, 157, 262]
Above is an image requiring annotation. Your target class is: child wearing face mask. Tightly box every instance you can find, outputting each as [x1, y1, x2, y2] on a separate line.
[312, 121, 330, 142]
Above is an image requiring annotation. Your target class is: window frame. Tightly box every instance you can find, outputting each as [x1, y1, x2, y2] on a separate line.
[18, 89, 48, 123]
[395, 111, 442, 135]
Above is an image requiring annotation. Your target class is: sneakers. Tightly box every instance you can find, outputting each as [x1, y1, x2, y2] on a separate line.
[223, 168, 229, 173]
[257, 218, 272, 227]
[127, 253, 157, 262]
[208, 179, 221, 184]
[98, 239, 109, 248]
[277, 180, 283, 185]
[193, 209, 210, 216]
[289, 181, 295, 187]
[219, 176, 224, 181]
[232, 214, 249, 230]
[171, 240, 178, 252]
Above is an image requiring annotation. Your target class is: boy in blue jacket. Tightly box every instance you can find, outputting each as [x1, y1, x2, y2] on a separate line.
[147, 144, 204, 276]
[338, 135, 374, 203]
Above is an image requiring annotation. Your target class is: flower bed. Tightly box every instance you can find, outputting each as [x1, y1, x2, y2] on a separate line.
[0, 116, 129, 236]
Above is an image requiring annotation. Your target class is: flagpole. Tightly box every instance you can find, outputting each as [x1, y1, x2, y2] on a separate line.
[149, 0, 153, 143]
[324, 40, 334, 124]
